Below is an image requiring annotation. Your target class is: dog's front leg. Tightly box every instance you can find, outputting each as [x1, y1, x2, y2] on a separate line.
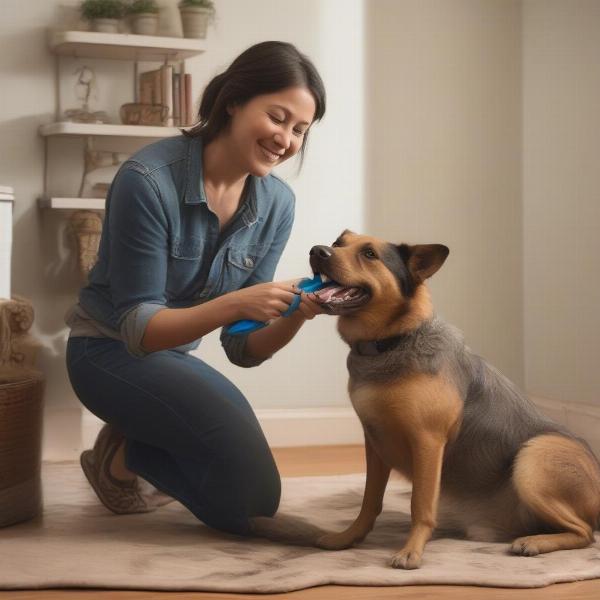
[391, 436, 445, 569]
[316, 433, 390, 550]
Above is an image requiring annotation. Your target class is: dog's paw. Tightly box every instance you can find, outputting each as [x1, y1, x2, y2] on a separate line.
[510, 536, 540, 556]
[391, 548, 422, 569]
[315, 532, 355, 550]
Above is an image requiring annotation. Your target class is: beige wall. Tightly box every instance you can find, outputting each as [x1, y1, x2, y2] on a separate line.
[523, 0, 600, 408]
[3, 0, 598, 459]
[366, 0, 524, 384]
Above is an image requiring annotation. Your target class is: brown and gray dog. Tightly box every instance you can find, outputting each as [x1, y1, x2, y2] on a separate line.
[250, 230, 600, 569]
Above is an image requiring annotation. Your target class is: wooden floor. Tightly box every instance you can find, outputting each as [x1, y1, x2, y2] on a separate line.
[2, 445, 599, 600]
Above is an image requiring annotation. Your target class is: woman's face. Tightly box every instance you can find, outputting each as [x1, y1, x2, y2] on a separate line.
[227, 86, 316, 177]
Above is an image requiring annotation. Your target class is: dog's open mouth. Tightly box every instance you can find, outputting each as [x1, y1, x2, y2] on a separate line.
[311, 274, 371, 315]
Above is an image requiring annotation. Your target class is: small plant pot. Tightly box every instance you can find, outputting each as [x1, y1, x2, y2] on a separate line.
[92, 18, 121, 33]
[179, 6, 212, 39]
[131, 13, 159, 35]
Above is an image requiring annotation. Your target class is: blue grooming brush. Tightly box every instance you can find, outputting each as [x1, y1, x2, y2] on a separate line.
[224, 273, 333, 336]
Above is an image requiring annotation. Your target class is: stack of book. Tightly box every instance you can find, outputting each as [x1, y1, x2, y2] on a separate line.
[139, 65, 194, 127]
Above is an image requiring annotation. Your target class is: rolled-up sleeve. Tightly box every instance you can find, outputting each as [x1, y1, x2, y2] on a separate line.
[220, 192, 295, 368]
[108, 166, 169, 357]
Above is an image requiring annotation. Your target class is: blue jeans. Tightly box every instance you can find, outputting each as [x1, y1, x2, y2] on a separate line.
[66, 336, 281, 535]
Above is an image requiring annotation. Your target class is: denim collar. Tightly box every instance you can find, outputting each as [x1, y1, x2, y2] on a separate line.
[183, 135, 259, 227]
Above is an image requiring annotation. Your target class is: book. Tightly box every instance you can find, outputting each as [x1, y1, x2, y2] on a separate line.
[139, 68, 163, 105]
[184, 73, 193, 126]
[160, 64, 173, 126]
[172, 73, 181, 127]
[139, 71, 153, 104]
[153, 68, 162, 105]
[179, 71, 186, 125]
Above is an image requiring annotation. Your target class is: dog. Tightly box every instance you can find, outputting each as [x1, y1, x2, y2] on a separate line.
[249, 230, 600, 569]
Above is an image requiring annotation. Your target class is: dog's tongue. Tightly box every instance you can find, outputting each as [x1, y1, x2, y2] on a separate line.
[313, 284, 363, 305]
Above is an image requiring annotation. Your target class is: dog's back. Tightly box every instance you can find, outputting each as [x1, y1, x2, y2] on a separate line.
[438, 318, 573, 494]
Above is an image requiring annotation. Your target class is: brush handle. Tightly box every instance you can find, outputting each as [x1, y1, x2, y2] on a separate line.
[224, 274, 328, 336]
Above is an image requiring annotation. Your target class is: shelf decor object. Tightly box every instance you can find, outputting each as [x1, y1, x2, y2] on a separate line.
[0, 186, 45, 529]
[120, 102, 168, 126]
[0, 297, 45, 529]
[69, 210, 104, 275]
[127, 0, 160, 36]
[80, 0, 127, 34]
[178, 0, 215, 39]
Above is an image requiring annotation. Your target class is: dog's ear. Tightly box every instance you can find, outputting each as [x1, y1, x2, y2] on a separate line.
[400, 244, 449, 282]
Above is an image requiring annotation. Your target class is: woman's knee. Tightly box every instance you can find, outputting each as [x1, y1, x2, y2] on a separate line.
[231, 442, 281, 518]
[254, 457, 281, 517]
[200, 455, 280, 536]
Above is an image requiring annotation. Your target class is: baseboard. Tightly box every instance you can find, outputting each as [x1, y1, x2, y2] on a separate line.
[81, 406, 364, 450]
[530, 395, 600, 456]
[52, 397, 600, 460]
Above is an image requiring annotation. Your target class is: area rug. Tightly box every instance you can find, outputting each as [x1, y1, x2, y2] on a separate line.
[1, 461, 599, 592]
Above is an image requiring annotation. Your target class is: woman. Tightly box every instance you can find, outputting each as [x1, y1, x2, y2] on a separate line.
[65, 41, 326, 536]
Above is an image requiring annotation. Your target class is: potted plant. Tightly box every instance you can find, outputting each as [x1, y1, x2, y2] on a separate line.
[178, 0, 215, 39]
[80, 0, 127, 33]
[127, 0, 160, 36]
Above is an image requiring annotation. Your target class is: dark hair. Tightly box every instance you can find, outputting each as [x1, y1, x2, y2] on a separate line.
[183, 41, 326, 166]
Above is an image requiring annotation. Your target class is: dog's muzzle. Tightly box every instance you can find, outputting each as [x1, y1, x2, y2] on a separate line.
[308, 245, 371, 315]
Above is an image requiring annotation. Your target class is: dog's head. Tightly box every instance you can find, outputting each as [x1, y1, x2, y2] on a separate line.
[309, 230, 449, 342]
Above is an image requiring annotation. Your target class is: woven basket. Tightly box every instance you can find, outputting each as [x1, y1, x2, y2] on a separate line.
[0, 373, 45, 527]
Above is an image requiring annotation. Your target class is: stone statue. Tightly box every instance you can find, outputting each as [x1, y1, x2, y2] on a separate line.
[69, 210, 103, 276]
[0, 295, 42, 379]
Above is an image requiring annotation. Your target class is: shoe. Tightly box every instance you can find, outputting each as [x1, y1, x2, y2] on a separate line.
[80, 424, 175, 514]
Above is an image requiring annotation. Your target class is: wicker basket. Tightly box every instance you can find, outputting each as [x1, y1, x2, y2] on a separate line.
[0, 373, 45, 527]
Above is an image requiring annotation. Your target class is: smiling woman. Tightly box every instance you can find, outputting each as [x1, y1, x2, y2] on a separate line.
[184, 40, 326, 169]
[65, 41, 328, 537]
[219, 86, 317, 178]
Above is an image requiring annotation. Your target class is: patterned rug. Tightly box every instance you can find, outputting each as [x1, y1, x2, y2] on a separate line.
[1, 461, 599, 592]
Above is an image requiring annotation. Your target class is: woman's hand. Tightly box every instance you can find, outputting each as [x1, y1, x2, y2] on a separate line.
[229, 281, 298, 322]
[277, 278, 327, 321]
[296, 292, 327, 320]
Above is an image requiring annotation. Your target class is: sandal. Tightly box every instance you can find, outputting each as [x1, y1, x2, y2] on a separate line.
[80, 424, 174, 514]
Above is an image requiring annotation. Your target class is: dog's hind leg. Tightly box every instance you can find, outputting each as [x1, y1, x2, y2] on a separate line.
[510, 433, 600, 556]
[316, 433, 390, 550]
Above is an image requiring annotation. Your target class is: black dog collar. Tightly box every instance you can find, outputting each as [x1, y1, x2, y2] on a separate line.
[353, 335, 407, 356]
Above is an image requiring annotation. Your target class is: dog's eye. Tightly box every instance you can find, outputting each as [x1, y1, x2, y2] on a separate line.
[332, 241, 340, 248]
[363, 248, 378, 260]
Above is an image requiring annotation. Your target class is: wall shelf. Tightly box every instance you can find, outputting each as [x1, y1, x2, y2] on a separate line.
[38, 197, 105, 210]
[0, 186, 15, 202]
[49, 30, 206, 61]
[39, 122, 181, 138]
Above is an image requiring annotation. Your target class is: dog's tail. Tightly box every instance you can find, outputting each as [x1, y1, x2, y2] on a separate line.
[248, 513, 328, 547]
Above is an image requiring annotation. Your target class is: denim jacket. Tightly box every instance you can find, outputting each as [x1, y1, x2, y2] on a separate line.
[72, 134, 295, 366]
